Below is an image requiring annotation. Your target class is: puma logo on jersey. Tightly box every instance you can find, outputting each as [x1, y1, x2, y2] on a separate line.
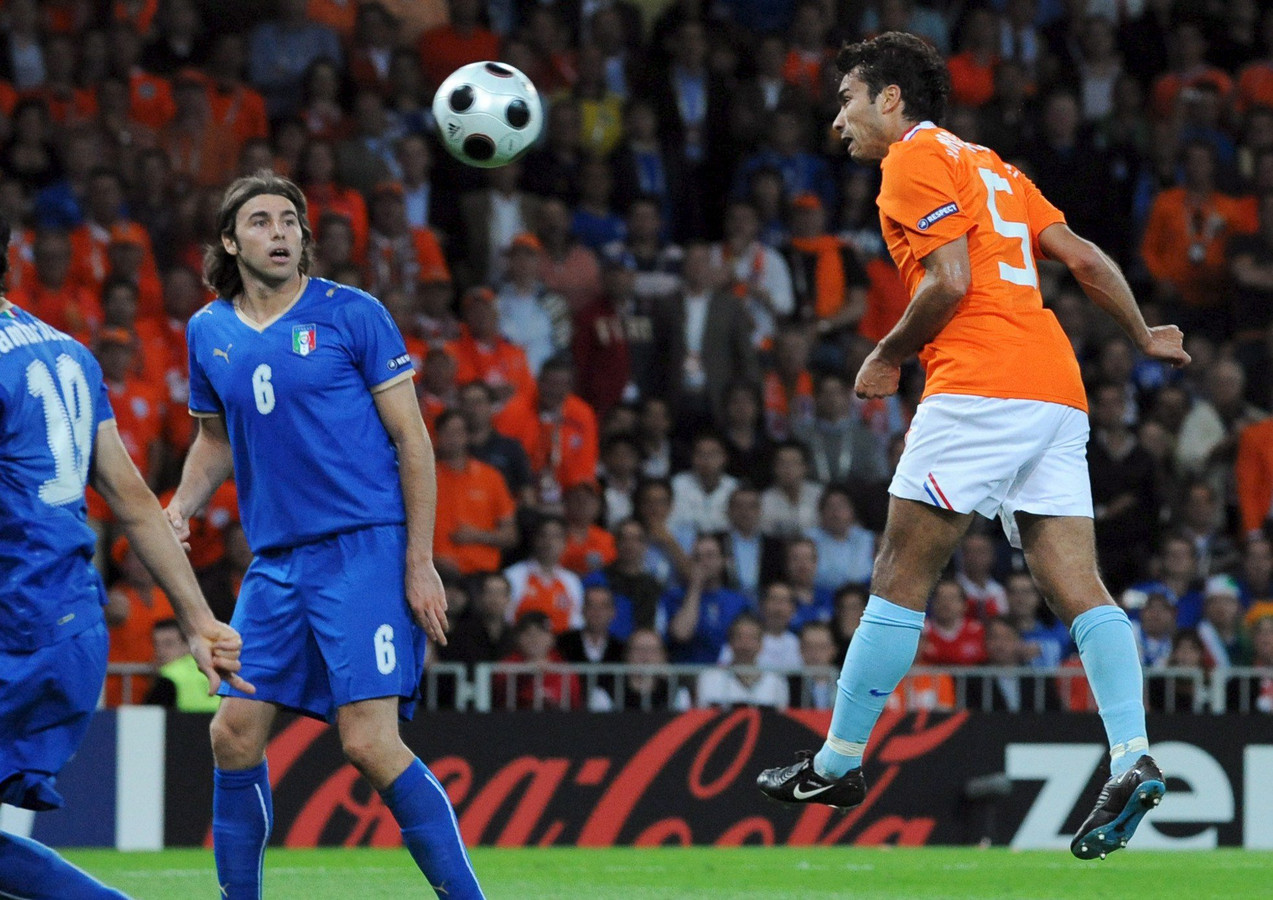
[213, 344, 232, 362]
[917, 203, 958, 230]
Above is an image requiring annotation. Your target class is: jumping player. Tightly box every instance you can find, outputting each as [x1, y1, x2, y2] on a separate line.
[0, 214, 250, 900]
[166, 173, 483, 898]
[756, 33, 1188, 860]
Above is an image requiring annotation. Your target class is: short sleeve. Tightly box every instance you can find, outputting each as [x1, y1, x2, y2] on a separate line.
[186, 319, 221, 416]
[877, 141, 974, 259]
[343, 293, 413, 390]
[1007, 164, 1067, 260]
[94, 376, 115, 427]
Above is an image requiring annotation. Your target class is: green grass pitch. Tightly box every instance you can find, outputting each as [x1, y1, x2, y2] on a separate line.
[63, 847, 1270, 899]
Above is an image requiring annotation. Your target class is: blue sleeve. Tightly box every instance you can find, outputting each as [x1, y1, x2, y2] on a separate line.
[186, 318, 221, 414]
[343, 293, 412, 389]
[89, 360, 114, 427]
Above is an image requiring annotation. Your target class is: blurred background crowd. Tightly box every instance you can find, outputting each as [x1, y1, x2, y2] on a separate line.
[3, 0, 1271, 713]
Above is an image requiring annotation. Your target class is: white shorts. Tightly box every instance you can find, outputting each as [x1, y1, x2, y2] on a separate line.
[889, 394, 1093, 548]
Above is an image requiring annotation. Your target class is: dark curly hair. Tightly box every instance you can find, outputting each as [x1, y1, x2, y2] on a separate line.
[836, 31, 950, 125]
[203, 171, 314, 301]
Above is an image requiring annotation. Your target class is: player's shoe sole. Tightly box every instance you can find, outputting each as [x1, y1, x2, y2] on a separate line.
[756, 750, 867, 810]
[1071, 754, 1166, 860]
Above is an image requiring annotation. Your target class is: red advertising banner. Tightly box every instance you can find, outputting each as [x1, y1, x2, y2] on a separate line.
[163, 710, 1271, 849]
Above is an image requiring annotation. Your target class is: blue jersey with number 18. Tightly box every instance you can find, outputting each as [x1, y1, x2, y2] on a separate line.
[0, 305, 113, 652]
[187, 278, 414, 555]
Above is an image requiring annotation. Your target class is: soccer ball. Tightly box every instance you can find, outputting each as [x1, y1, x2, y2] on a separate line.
[432, 61, 543, 169]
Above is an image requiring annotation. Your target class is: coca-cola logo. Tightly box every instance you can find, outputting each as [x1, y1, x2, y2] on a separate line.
[202, 709, 969, 848]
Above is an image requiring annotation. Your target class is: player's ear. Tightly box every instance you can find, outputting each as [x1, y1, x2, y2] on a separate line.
[221, 231, 238, 256]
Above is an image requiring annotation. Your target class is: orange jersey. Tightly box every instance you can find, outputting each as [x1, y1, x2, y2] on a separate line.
[105, 582, 173, 705]
[434, 457, 516, 574]
[561, 524, 617, 575]
[877, 123, 1085, 412]
[445, 327, 536, 403]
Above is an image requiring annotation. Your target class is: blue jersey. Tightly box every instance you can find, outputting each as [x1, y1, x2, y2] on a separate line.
[187, 278, 414, 553]
[0, 305, 113, 652]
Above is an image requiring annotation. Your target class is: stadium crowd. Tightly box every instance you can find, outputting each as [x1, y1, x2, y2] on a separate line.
[4, 0, 1272, 714]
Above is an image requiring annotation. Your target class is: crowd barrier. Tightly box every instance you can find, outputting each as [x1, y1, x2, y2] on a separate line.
[5, 704, 1270, 851]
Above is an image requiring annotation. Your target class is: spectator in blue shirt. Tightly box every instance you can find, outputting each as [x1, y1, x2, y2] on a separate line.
[663, 534, 751, 663]
[248, 0, 342, 118]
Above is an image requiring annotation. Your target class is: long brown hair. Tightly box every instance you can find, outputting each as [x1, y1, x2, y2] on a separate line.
[203, 171, 315, 300]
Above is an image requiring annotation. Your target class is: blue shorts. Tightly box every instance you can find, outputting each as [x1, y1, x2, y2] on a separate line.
[221, 525, 427, 722]
[0, 621, 108, 811]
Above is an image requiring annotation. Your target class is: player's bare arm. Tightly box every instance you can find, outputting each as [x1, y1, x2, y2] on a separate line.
[855, 236, 971, 398]
[167, 413, 236, 545]
[91, 419, 254, 696]
[373, 376, 449, 645]
[1039, 222, 1191, 368]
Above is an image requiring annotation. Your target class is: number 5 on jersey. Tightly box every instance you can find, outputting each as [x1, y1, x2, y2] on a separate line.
[979, 167, 1038, 288]
[252, 364, 275, 415]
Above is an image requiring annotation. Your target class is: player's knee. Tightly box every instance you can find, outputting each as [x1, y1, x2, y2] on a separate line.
[209, 712, 267, 769]
[339, 730, 387, 774]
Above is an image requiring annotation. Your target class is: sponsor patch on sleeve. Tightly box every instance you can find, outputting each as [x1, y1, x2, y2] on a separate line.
[916, 202, 958, 231]
[387, 353, 412, 371]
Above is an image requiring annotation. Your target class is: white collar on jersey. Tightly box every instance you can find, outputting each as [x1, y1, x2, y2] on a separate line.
[902, 121, 938, 141]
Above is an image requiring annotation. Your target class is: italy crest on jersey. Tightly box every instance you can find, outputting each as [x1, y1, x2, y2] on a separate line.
[292, 324, 317, 356]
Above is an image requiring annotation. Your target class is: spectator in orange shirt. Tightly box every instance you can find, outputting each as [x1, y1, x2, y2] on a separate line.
[763, 325, 817, 442]
[297, 139, 370, 263]
[418, 346, 458, 436]
[204, 33, 270, 153]
[69, 168, 161, 307]
[561, 481, 618, 575]
[1237, 417, 1273, 539]
[946, 6, 999, 108]
[418, 0, 501, 92]
[105, 222, 164, 321]
[504, 517, 585, 633]
[29, 33, 98, 124]
[107, 21, 176, 130]
[7, 227, 101, 336]
[1151, 20, 1233, 120]
[157, 265, 204, 455]
[365, 181, 450, 299]
[447, 285, 536, 407]
[113, 0, 160, 36]
[432, 410, 518, 576]
[494, 354, 600, 508]
[100, 276, 168, 386]
[97, 327, 167, 488]
[104, 535, 175, 705]
[162, 70, 238, 188]
[1141, 141, 1256, 337]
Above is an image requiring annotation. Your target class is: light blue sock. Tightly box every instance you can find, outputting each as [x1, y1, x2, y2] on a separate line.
[813, 595, 926, 779]
[213, 762, 272, 900]
[1072, 605, 1149, 777]
[380, 758, 485, 900]
[0, 831, 130, 899]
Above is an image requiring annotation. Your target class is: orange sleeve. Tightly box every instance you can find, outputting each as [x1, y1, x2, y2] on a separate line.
[493, 395, 540, 461]
[413, 228, 451, 282]
[1236, 421, 1273, 535]
[877, 139, 974, 260]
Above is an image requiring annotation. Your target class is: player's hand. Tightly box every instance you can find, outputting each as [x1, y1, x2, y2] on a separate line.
[854, 350, 901, 398]
[1138, 325, 1191, 368]
[163, 503, 192, 552]
[407, 556, 449, 646]
[188, 620, 255, 696]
